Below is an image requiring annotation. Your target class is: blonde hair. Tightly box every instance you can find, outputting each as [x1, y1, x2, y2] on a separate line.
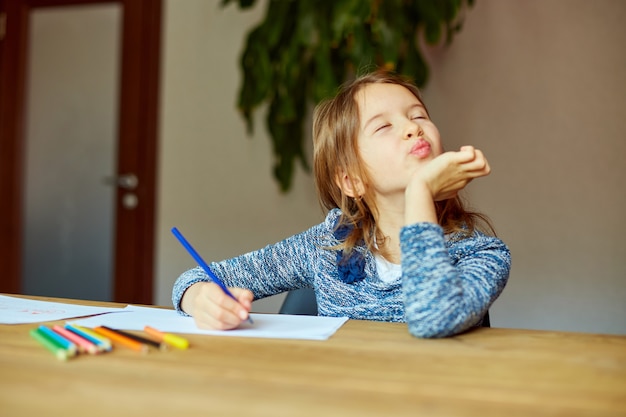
[313, 70, 494, 255]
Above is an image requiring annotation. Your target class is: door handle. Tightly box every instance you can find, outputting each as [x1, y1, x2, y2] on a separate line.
[103, 173, 138, 190]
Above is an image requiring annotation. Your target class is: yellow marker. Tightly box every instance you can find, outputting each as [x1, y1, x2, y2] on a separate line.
[162, 333, 190, 350]
[68, 324, 112, 351]
[144, 326, 189, 350]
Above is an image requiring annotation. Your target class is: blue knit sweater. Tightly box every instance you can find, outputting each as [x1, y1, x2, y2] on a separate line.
[172, 208, 511, 338]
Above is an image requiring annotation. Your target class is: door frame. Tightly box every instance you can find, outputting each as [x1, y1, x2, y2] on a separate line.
[0, 0, 161, 304]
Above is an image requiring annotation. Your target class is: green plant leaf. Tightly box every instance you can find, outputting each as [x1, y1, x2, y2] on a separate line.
[223, 0, 475, 192]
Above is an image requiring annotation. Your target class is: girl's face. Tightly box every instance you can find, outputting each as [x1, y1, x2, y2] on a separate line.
[354, 82, 443, 200]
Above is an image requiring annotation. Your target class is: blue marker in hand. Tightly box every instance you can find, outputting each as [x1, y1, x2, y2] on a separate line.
[171, 227, 254, 325]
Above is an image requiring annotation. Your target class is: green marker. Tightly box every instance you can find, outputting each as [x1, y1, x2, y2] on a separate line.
[30, 328, 69, 361]
[38, 325, 77, 356]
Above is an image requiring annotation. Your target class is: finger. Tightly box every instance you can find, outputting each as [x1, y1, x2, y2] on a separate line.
[482, 159, 491, 175]
[458, 146, 476, 161]
[211, 287, 252, 315]
[475, 149, 491, 174]
[194, 309, 240, 330]
[194, 301, 242, 329]
[461, 149, 490, 174]
[187, 283, 248, 330]
[194, 283, 247, 328]
[230, 288, 254, 310]
[203, 299, 246, 329]
[189, 292, 233, 330]
[210, 285, 251, 320]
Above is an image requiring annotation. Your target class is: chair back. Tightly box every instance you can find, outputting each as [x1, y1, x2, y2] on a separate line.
[278, 288, 318, 315]
[278, 288, 491, 328]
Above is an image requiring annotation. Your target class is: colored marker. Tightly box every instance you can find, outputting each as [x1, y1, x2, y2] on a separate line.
[101, 326, 167, 351]
[52, 325, 99, 355]
[144, 326, 190, 350]
[38, 325, 77, 357]
[30, 328, 69, 361]
[171, 227, 253, 324]
[65, 324, 112, 351]
[71, 325, 113, 351]
[93, 326, 148, 353]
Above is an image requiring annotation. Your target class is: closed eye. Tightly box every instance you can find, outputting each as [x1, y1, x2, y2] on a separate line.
[374, 123, 391, 132]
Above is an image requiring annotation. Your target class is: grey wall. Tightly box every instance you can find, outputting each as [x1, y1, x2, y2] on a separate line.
[156, 0, 626, 335]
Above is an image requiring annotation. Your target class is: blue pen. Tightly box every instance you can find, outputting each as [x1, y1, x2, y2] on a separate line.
[171, 227, 254, 325]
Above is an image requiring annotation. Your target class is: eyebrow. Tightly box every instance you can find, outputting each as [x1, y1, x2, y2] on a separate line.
[363, 113, 384, 131]
[362, 103, 426, 131]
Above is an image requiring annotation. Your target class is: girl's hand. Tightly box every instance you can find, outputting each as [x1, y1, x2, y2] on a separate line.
[405, 146, 490, 225]
[416, 145, 491, 201]
[181, 282, 253, 330]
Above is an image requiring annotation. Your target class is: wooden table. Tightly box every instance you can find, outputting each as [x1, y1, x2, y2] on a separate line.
[1, 295, 624, 417]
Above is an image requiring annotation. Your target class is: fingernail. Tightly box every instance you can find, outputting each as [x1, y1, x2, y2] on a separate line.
[239, 310, 248, 320]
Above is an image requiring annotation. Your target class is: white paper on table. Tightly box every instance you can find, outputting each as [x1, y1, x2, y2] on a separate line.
[0, 295, 126, 324]
[70, 305, 349, 341]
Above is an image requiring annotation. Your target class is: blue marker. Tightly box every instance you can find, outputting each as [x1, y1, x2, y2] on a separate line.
[38, 325, 77, 357]
[171, 227, 254, 325]
[64, 324, 112, 351]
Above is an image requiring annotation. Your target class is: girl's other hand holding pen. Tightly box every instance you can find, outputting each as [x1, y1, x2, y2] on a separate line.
[181, 282, 253, 330]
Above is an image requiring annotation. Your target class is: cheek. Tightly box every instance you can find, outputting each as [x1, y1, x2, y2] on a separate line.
[356, 142, 378, 167]
[428, 128, 444, 155]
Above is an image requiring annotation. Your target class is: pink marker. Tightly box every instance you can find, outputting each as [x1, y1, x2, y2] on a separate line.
[52, 325, 99, 355]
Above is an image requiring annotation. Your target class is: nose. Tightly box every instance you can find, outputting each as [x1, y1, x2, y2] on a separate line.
[404, 120, 423, 140]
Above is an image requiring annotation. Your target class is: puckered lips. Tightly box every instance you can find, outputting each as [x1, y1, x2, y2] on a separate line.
[409, 138, 431, 159]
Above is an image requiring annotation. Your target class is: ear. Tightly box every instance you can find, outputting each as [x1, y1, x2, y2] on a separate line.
[334, 171, 364, 199]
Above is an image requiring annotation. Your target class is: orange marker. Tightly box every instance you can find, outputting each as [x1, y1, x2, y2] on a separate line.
[144, 326, 189, 350]
[93, 326, 149, 353]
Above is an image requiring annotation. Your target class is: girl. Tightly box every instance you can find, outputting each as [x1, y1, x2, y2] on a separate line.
[172, 70, 511, 338]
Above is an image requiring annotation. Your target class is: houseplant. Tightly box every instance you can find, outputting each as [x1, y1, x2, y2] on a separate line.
[222, 0, 475, 191]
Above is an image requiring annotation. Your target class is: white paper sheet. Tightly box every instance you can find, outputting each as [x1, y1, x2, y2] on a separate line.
[70, 305, 349, 341]
[0, 295, 125, 324]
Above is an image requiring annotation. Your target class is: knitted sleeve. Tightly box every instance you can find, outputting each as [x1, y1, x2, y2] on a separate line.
[171, 217, 333, 314]
[400, 223, 511, 338]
